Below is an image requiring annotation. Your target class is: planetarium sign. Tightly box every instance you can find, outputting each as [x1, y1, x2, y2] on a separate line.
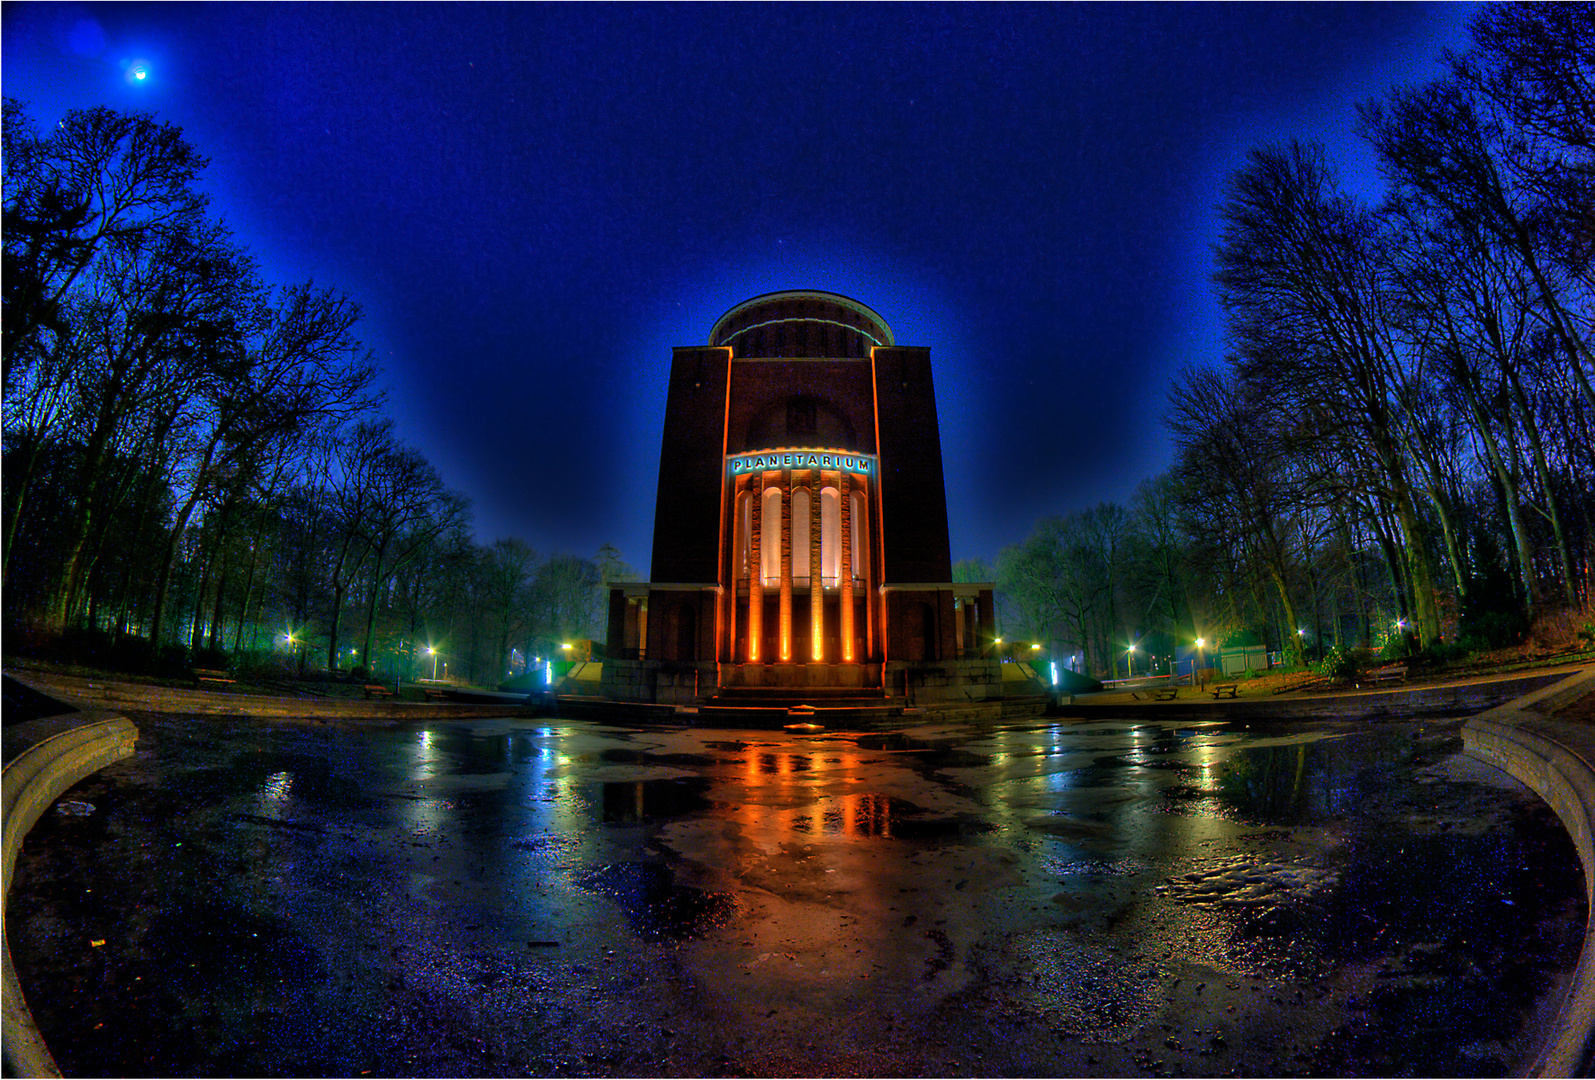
[727, 451, 874, 476]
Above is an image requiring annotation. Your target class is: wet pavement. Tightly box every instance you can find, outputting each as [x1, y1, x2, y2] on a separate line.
[8, 710, 1587, 1077]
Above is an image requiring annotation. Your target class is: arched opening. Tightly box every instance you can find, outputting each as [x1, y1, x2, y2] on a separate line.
[791, 486, 810, 585]
[849, 489, 867, 583]
[820, 487, 840, 585]
[735, 490, 751, 581]
[761, 486, 782, 586]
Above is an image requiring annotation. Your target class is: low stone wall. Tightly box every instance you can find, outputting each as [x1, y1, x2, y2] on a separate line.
[1463, 666, 1595, 1077]
[598, 659, 717, 704]
[885, 657, 1002, 703]
[719, 662, 878, 690]
[3, 712, 140, 1078]
[599, 657, 648, 701]
[8, 673, 538, 721]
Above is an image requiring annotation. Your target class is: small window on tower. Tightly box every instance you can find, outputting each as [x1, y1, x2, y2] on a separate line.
[787, 398, 816, 436]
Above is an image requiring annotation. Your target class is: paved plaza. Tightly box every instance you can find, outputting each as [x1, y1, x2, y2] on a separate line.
[7, 691, 1588, 1076]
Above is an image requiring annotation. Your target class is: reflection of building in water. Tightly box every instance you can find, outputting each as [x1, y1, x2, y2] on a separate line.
[601, 290, 1000, 706]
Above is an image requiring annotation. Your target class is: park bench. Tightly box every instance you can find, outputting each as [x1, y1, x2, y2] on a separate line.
[363, 684, 396, 700]
[421, 687, 447, 702]
[1210, 683, 1239, 699]
[1151, 686, 1179, 701]
[1362, 665, 1407, 687]
[192, 668, 235, 687]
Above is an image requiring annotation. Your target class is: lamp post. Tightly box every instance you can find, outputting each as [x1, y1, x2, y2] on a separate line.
[427, 646, 438, 681]
[1126, 642, 1136, 679]
[1195, 637, 1205, 689]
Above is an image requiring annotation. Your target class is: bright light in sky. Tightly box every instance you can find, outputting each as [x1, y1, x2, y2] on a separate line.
[122, 59, 151, 85]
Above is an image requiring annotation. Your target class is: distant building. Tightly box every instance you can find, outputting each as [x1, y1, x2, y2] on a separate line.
[601, 290, 1000, 706]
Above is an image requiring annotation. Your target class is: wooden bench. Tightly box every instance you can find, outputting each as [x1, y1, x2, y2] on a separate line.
[192, 668, 235, 686]
[1210, 683, 1239, 699]
[363, 684, 396, 700]
[1151, 686, 1179, 701]
[1362, 665, 1407, 686]
[421, 687, 446, 702]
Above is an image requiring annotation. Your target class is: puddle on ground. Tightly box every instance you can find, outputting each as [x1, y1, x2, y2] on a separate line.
[601, 748, 719, 768]
[574, 861, 738, 940]
[597, 776, 712, 824]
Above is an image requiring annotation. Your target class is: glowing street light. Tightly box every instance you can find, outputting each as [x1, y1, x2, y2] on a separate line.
[427, 645, 438, 680]
[1126, 642, 1137, 678]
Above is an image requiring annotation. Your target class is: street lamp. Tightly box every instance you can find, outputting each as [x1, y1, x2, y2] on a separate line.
[1195, 637, 1205, 688]
[1126, 642, 1137, 678]
[427, 646, 438, 681]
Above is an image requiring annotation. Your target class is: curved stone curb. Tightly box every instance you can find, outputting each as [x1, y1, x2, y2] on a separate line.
[2, 712, 139, 1079]
[5, 670, 537, 721]
[1463, 665, 1595, 1078]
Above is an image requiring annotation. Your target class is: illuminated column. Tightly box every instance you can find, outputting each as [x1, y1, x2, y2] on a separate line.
[779, 472, 792, 662]
[839, 469, 853, 662]
[810, 469, 823, 661]
[866, 476, 876, 662]
[725, 479, 740, 664]
[748, 473, 763, 662]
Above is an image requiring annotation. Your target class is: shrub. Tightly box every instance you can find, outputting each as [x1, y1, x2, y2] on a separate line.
[1379, 632, 1414, 661]
[155, 643, 190, 677]
[1529, 607, 1595, 651]
[57, 626, 114, 666]
[109, 634, 157, 672]
[192, 645, 229, 671]
[1460, 609, 1528, 652]
[1417, 641, 1471, 669]
[1318, 646, 1362, 683]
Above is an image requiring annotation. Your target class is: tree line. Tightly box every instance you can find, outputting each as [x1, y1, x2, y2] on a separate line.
[3, 99, 631, 685]
[991, 4, 1593, 678]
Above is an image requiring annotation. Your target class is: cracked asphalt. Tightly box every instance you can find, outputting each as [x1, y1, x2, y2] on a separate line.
[8, 710, 1586, 1076]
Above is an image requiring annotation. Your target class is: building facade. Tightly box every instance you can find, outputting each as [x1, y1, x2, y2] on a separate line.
[601, 290, 998, 705]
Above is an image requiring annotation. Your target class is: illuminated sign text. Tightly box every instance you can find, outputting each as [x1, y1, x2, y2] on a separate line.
[728, 451, 873, 476]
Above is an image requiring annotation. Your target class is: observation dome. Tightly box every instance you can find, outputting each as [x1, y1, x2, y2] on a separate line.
[709, 290, 894, 359]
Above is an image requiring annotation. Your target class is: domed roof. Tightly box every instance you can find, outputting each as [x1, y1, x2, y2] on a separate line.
[709, 290, 894, 358]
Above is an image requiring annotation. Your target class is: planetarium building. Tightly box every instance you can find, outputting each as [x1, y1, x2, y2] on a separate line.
[600, 290, 1001, 709]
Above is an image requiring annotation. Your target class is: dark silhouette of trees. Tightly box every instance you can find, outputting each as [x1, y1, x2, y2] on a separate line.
[3, 103, 625, 681]
[996, 4, 1589, 678]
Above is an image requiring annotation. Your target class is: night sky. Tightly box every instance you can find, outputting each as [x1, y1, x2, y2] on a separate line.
[4, 3, 1476, 572]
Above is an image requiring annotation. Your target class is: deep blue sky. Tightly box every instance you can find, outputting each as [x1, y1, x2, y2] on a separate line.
[4, 3, 1475, 572]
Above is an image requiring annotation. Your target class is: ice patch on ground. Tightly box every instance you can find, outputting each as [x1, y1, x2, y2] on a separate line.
[1159, 854, 1338, 908]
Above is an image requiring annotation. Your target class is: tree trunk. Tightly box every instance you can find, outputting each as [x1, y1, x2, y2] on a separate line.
[50, 423, 113, 631]
[233, 527, 262, 655]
